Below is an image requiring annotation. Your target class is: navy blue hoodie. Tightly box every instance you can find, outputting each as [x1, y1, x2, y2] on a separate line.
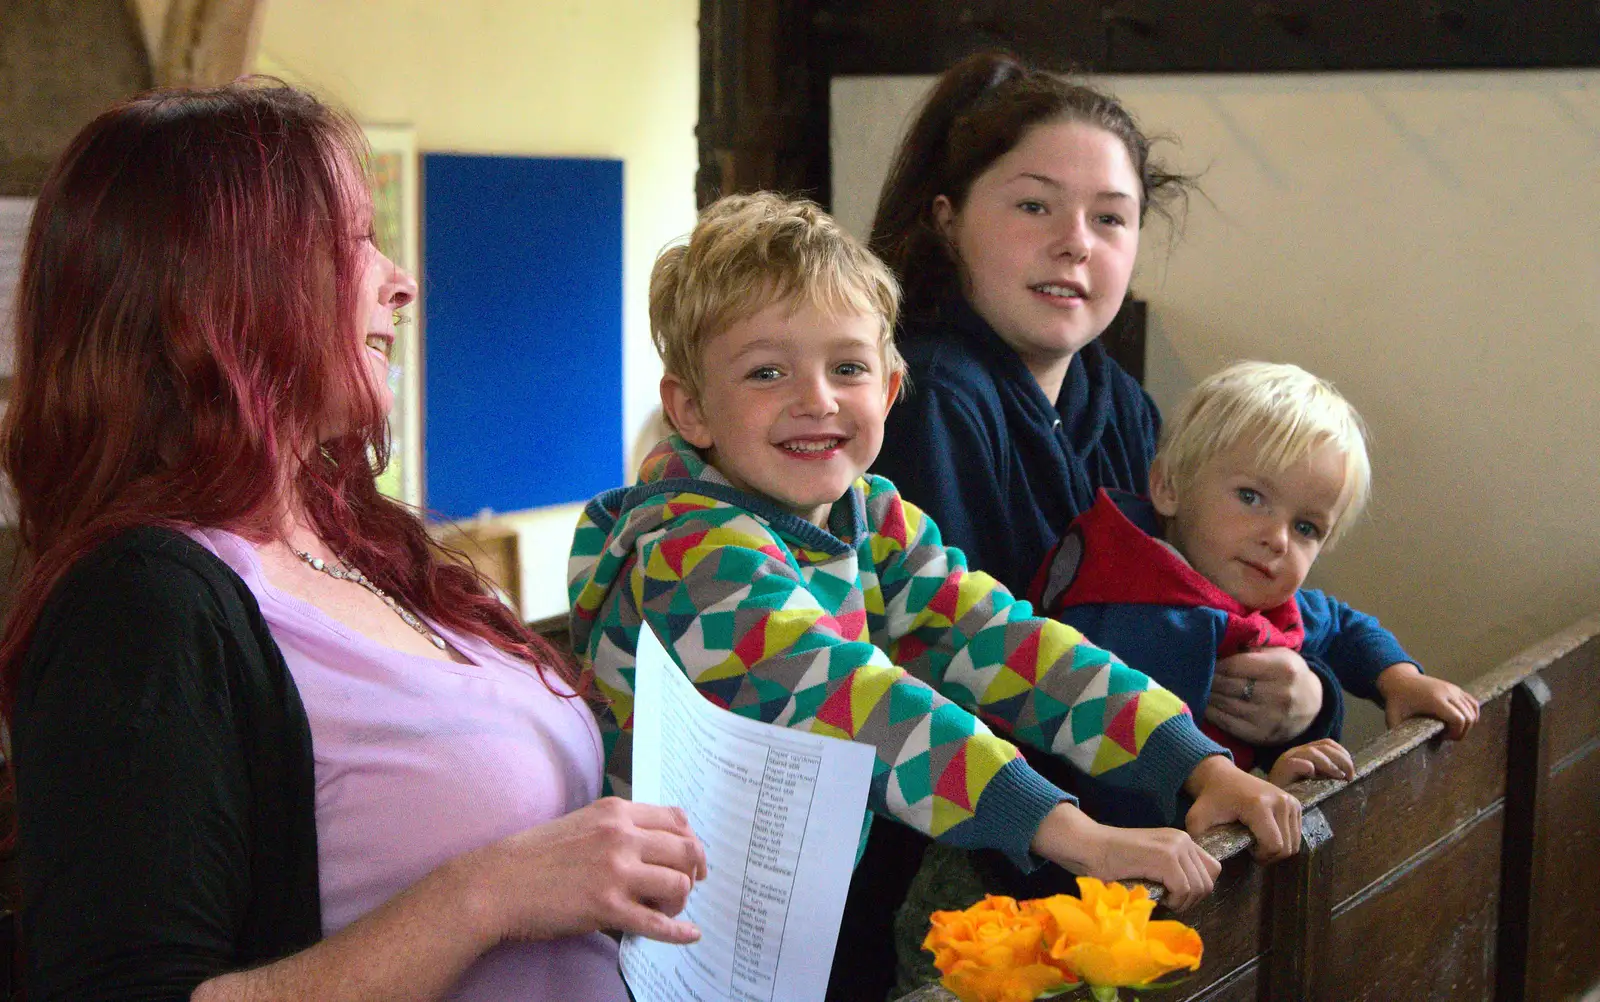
[874, 296, 1161, 598]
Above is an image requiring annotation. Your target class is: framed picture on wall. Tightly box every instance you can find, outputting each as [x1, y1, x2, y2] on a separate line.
[1, 197, 33, 400]
[363, 124, 423, 508]
[1, 197, 32, 526]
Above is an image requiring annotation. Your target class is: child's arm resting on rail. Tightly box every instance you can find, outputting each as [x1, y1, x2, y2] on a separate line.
[874, 494, 1302, 862]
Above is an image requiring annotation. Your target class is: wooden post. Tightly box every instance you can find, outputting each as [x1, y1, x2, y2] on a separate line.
[0, 0, 153, 196]
[696, 0, 827, 207]
[1495, 674, 1553, 1002]
[1262, 807, 1334, 1001]
[154, 0, 268, 89]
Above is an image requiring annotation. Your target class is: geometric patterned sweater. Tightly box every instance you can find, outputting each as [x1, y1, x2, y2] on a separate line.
[568, 436, 1224, 869]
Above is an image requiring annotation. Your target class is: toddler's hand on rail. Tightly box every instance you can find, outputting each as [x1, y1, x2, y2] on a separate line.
[1266, 738, 1355, 787]
[1030, 802, 1220, 912]
[1377, 663, 1479, 740]
[1183, 755, 1302, 863]
[460, 797, 707, 947]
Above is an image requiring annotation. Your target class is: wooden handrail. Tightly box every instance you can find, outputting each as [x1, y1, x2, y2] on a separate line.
[897, 613, 1600, 1002]
[1193, 612, 1600, 866]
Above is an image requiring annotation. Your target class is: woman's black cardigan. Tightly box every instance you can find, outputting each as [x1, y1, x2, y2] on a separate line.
[13, 527, 320, 1000]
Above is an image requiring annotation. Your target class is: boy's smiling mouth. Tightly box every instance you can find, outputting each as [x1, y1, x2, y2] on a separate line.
[778, 435, 845, 457]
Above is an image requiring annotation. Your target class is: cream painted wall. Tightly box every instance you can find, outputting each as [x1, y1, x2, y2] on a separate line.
[253, 0, 699, 618]
[834, 71, 1600, 744]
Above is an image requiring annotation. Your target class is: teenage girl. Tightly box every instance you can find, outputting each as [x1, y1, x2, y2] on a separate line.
[834, 52, 1334, 999]
[870, 50, 1333, 767]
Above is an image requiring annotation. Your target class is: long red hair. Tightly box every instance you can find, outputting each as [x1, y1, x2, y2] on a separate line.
[0, 81, 578, 714]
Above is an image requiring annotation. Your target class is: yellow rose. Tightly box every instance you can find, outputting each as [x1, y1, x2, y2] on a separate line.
[1027, 878, 1203, 989]
[923, 894, 1077, 1002]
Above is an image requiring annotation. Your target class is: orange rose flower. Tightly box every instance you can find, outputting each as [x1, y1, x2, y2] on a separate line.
[923, 894, 1077, 1002]
[1027, 878, 1203, 991]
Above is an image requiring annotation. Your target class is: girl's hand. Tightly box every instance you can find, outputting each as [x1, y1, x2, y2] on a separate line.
[1208, 647, 1324, 744]
[1266, 738, 1355, 788]
[1030, 802, 1221, 912]
[462, 797, 708, 946]
[1376, 663, 1479, 740]
[1183, 755, 1302, 863]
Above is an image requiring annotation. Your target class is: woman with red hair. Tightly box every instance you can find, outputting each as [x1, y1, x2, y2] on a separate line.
[1, 82, 703, 1001]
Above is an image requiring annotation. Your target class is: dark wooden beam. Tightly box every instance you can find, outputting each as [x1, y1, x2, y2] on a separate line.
[806, 0, 1600, 77]
[697, 0, 828, 206]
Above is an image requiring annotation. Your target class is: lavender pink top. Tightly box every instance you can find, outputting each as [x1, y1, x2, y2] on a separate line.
[189, 529, 626, 1001]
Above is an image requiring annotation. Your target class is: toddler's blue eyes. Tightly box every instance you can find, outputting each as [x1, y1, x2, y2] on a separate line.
[748, 367, 782, 381]
[1236, 487, 1261, 505]
[1295, 521, 1324, 540]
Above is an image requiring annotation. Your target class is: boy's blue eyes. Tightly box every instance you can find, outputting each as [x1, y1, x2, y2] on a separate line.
[1236, 487, 1261, 505]
[1295, 520, 1325, 541]
[743, 362, 872, 381]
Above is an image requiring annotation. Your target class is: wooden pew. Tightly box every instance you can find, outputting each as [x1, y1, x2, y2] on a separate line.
[898, 614, 1600, 1002]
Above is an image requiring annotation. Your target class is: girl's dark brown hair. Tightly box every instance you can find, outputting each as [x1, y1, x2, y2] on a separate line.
[868, 50, 1194, 316]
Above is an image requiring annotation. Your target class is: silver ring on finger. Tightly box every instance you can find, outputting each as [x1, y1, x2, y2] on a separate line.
[1241, 678, 1256, 703]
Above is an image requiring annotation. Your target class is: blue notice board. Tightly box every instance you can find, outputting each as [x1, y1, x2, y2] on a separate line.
[422, 153, 623, 519]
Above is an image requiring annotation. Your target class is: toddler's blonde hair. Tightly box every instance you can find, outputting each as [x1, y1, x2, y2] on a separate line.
[1156, 360, 1372, 546]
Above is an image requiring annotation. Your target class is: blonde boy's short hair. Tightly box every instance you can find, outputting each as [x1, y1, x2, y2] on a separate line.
[649, 192, 905, 408]
[1156, 361, 1372, 546]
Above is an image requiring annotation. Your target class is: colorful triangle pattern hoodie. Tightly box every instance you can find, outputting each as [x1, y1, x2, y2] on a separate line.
[567, 436, 1225, 868]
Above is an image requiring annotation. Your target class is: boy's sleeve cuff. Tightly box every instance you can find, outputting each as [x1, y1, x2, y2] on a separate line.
[937, 719, 1226, 872]
[1139, 712, 1232, 797]
[952, 757, 1074, 873]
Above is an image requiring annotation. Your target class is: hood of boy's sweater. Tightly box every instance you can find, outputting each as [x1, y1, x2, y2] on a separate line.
[565, 434, 868, 658]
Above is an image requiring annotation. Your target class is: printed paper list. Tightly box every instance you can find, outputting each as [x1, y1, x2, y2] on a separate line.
[623, 624, 873, 1002]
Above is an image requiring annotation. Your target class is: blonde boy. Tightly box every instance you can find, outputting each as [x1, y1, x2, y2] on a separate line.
[569, 194, 1308, 918]
[1035, 361, 1477, 788]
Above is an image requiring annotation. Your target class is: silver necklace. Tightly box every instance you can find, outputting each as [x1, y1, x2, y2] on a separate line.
[294, 549, 447, 650]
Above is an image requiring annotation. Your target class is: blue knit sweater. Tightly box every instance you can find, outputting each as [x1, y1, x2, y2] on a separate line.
[874, 296, 1161, 600]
